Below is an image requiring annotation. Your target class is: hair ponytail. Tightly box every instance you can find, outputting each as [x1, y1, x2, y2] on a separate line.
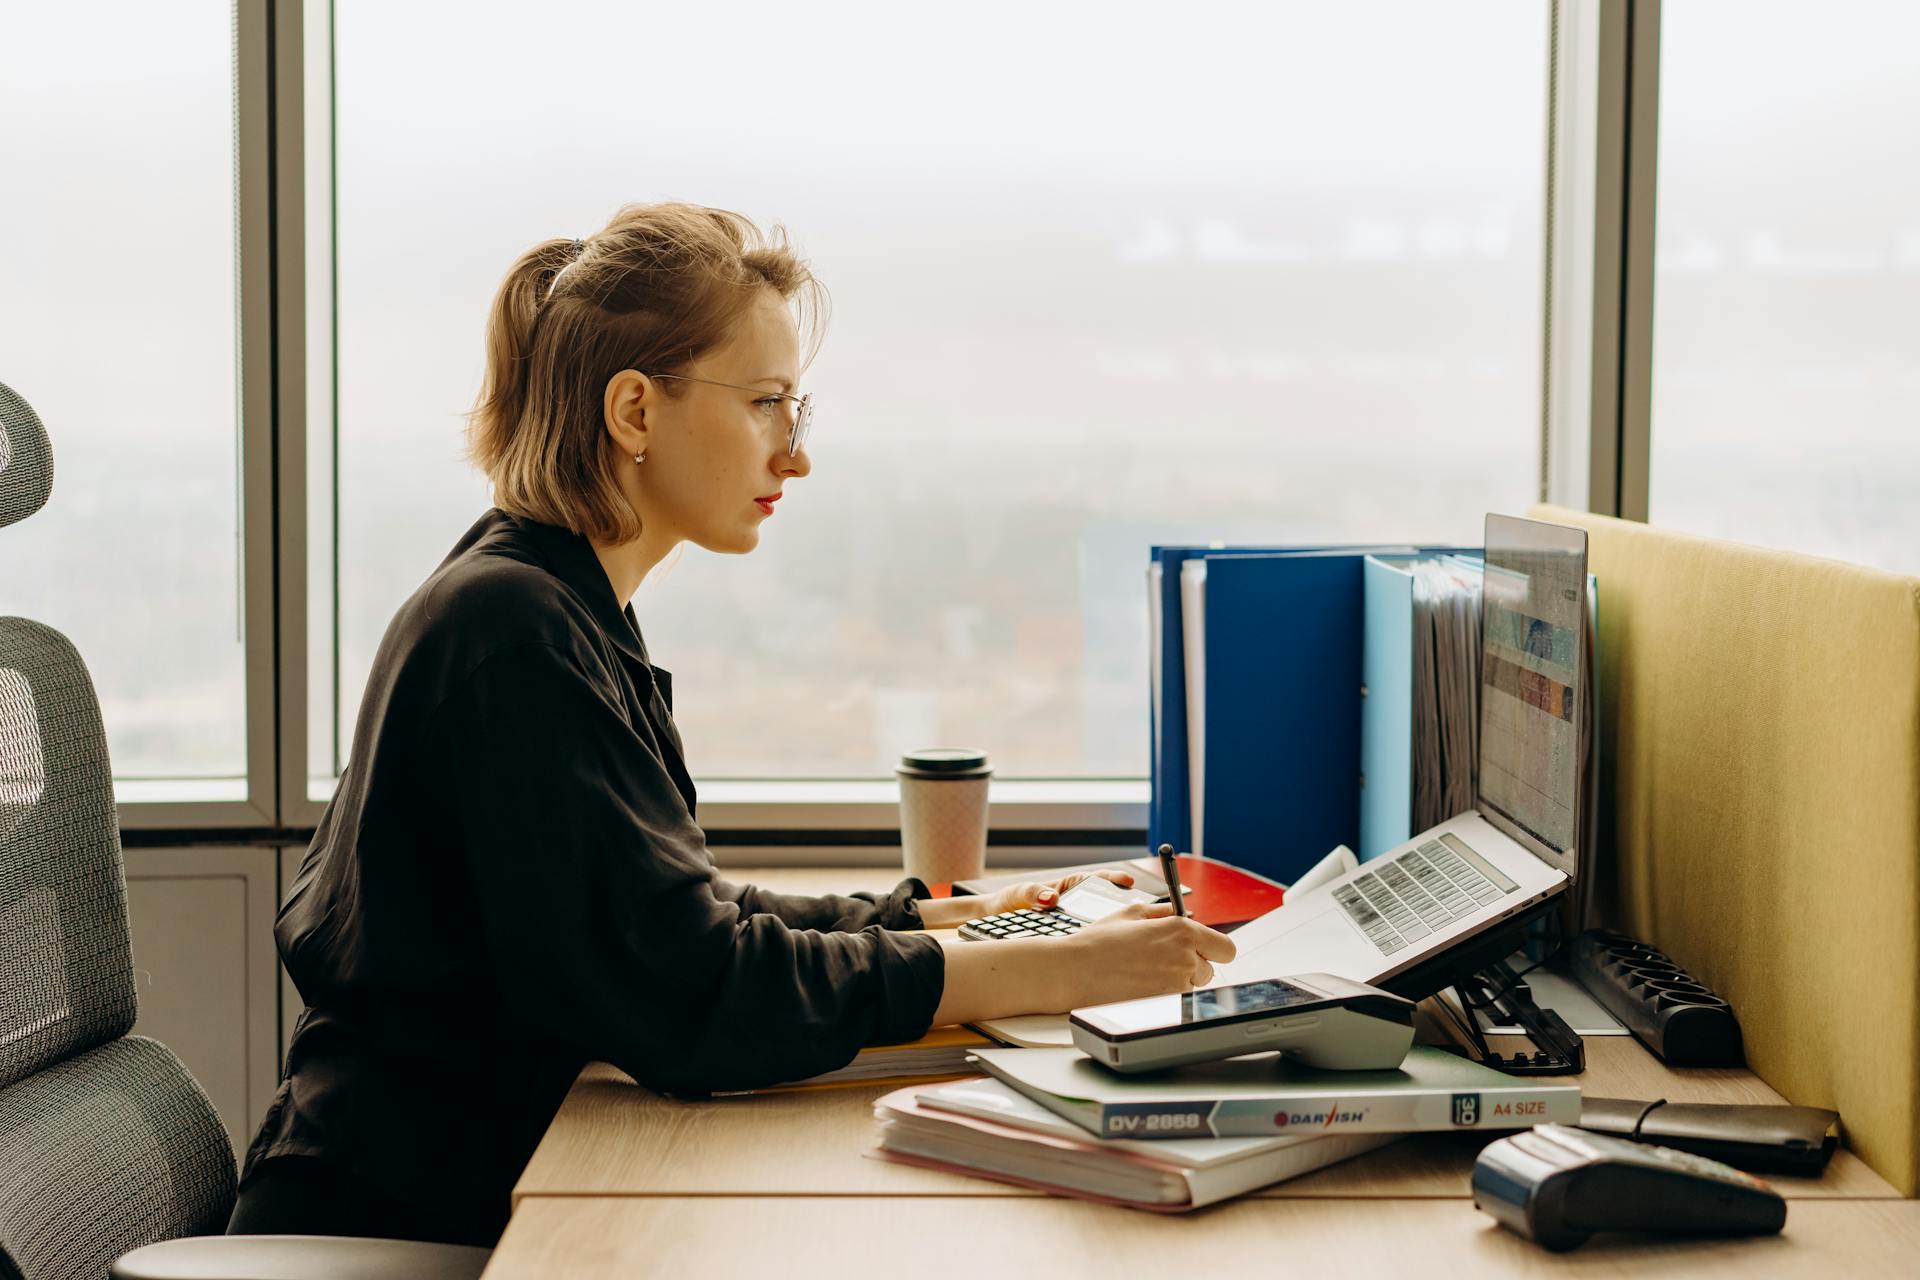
[466, 206, 824, 544]
[469, 238, 578, 483]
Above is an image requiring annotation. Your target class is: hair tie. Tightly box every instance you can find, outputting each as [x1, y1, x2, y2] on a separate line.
[545, 239, 587, 302]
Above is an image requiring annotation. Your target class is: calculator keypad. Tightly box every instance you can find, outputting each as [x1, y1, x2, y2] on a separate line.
[958, 907, 1085, 940]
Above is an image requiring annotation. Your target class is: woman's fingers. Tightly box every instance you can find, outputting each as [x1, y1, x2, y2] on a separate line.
[1185, 919, 1238, 964]
[1191, 958, 1215, 988]
[997, 882, 1049, 910]
[993, 867, 1152, 918]
[1054, 869, 1136, 896]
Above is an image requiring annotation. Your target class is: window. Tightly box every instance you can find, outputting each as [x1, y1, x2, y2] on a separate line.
[1650, 1, 1920, 573]
[314, 1, 1550, 786]
[0, 2, 246, 792]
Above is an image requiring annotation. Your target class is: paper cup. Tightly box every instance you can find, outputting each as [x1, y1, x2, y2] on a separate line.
[897, 748, 991, 885]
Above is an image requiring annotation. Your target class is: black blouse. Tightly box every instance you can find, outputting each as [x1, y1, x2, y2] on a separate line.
[244, 509, 945, 1243]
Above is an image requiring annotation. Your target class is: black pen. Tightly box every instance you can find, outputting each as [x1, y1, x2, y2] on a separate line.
[1156, 843, 1188, 917]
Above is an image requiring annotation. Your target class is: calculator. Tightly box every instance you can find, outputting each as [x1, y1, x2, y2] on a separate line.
[957, 876, 1160, 941]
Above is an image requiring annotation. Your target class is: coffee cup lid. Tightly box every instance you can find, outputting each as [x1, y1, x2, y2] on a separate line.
[898, 748, 991, 778]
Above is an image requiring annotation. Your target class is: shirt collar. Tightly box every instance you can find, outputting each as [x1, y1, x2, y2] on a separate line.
[497, 510, 653, 668]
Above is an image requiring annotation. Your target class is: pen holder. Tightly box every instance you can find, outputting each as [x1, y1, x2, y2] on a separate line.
[1570, 930, 1744, 1067]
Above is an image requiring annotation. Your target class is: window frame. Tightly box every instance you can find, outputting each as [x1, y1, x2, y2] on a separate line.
[112, 0, 279, 831]
[118, 0, 1657, 863]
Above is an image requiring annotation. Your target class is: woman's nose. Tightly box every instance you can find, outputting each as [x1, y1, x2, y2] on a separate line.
[780, 443, 811, 479]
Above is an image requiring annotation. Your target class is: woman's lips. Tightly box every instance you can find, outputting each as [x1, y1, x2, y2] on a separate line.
[753, 495, 779, 516]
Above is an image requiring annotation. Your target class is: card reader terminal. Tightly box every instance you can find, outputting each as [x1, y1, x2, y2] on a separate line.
[1472, 1124, 1787, 1251]
[1070, 973, 1415, 1073]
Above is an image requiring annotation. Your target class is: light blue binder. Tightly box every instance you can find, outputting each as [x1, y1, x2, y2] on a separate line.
[1360, 555, 1419, 860]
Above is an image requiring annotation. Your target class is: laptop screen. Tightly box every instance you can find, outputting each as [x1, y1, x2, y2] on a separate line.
[1475, 514, 1588, 876]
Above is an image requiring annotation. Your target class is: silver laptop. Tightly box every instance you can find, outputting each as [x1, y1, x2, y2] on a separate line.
[1216, 514, 1589, 992]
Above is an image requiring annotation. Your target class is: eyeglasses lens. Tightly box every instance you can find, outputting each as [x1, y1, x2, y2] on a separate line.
[790, 395, 813, 455]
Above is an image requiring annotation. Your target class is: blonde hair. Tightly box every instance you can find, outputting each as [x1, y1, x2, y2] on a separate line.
[468, 202, 825, 543]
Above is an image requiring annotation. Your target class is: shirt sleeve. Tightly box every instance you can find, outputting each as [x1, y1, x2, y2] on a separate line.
[421, 641, 947, 1095]
[708, 876, 931, 933]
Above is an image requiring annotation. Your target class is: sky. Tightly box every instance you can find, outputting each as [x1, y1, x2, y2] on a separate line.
[3, 1, 1915, 785]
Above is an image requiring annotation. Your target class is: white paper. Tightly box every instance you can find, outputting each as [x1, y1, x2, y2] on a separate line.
[972, 1013, 1076, 1049]
[1148, 562, 1163, 773]
[1179, 560, 1209, 856]
[1471, 967, 1628, 1037]
[1284, 844, 1358, 900]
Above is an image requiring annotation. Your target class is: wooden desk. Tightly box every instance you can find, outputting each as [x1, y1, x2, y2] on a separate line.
[511, 1039, 1896, 1206]
[485, 868, 1907, 1277]
[490, 1198, 1920, 1279]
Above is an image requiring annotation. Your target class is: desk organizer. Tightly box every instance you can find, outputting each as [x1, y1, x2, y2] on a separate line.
[1570, 930, 1745, 1067]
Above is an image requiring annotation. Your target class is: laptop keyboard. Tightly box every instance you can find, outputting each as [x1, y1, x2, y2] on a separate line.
[1333, 836, 1518, 956]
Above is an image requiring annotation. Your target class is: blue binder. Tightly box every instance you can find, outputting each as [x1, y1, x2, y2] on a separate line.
[1148, 545, 1332, 860]
[1149, 544, 1471, 884]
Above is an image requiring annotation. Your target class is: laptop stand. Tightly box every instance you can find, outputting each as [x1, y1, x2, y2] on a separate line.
[1374, 895, 1586, 1076]
[1442, 959, 1586, 1076]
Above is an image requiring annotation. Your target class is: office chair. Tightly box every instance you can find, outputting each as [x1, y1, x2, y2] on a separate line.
[0, 383, 488, 1280]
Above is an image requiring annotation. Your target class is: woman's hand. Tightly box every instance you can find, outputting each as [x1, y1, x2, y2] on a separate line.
[1059, 902, 1238, 1004]
[916, 870, 1135, 931]
[979, 869, 1134, 918]
[929, 901, 1237, 1026]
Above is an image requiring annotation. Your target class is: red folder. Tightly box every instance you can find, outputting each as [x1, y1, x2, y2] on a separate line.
[1165, 854, 1287, 931]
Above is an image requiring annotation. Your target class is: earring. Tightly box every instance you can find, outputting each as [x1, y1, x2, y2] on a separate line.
[633, 452, 646, 464]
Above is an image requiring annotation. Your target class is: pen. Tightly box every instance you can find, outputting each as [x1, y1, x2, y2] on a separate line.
[1156, 843, 1188, 917]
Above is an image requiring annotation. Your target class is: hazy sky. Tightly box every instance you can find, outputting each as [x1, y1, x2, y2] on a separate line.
[4, 2, 1915, 784]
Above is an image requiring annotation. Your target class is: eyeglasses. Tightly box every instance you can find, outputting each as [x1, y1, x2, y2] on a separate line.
[644, 373, 813, 456]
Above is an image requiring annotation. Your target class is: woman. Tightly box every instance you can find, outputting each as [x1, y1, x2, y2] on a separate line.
[232, 203, 1233, 1245]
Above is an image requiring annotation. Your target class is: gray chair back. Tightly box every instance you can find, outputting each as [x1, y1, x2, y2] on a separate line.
[0, 617, 136, 1087]
[0, 384, 53, 532]
[0, 384, 237, 1280]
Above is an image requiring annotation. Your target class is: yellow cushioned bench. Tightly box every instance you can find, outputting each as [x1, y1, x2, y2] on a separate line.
[1533, 504, 1920, 1194]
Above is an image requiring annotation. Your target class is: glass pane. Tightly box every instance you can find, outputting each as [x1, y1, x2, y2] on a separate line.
[1651, 1, 1920, 572]
[0, 2, 243, 782]
[326, 0, 1547, 781]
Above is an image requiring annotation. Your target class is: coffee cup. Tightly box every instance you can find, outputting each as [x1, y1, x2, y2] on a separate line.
[896, 748, 992, 885]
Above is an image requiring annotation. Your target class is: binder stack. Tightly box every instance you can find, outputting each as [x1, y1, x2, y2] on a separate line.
[1149, 542, 1598, 888]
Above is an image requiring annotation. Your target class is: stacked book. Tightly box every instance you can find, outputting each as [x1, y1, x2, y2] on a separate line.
[716, 1025, 994, 1096]
[793, 1025, 992, 1087]
[875, 1075, 1393, 1211]
[872, 1045, 1580, 1211]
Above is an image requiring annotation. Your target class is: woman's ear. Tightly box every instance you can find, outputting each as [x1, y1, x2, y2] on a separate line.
[603, 370, 654, 461]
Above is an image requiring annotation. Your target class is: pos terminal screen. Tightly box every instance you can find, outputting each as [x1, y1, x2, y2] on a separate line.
[1091, 978, 1323, 1034]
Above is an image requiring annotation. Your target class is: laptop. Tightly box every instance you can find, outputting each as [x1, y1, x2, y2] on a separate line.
[1211, 513, 1590, 998]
